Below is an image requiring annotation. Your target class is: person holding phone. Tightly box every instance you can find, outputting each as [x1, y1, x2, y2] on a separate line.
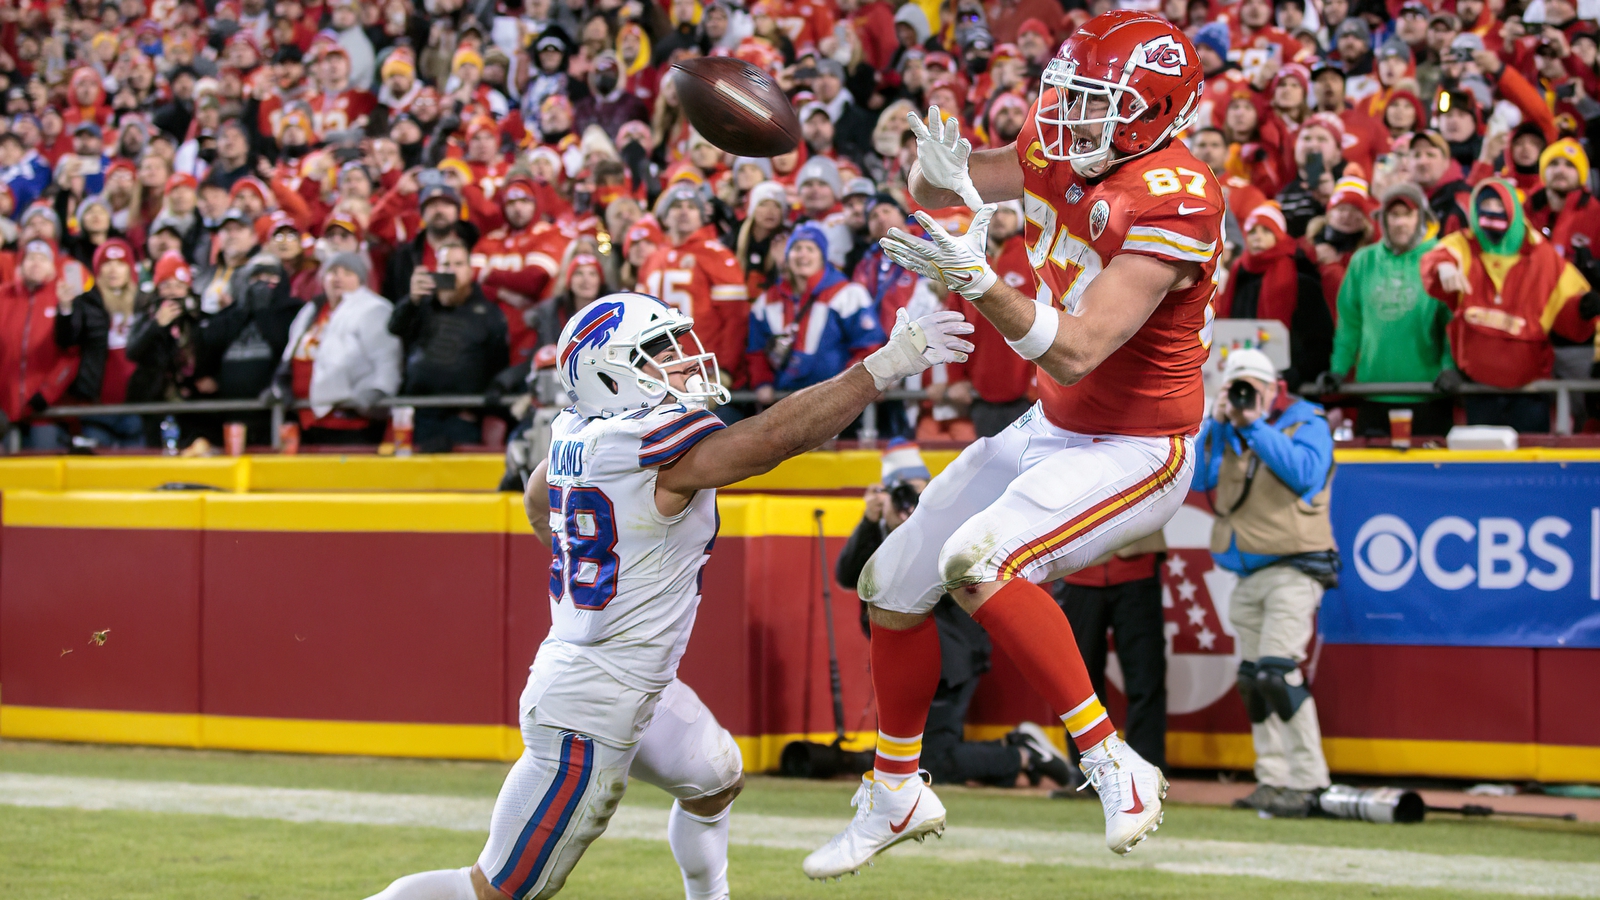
[1273, 113, 1352, 238]
[389, 240, 511, 451]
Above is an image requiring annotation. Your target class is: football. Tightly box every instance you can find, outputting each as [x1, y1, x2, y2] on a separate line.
[670, 57, 802, 158]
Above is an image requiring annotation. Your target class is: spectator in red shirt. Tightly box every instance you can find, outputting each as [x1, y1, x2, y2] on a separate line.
[57, 238, 144, 447]
[0, 240, 80, 447]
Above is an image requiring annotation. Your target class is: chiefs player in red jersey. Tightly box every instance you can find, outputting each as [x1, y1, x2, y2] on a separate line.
[805, 11, 1219, 879]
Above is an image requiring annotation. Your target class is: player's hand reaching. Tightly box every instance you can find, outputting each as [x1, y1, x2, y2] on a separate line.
[863, 309, 976, 390]
[880, 206, 999, 301]
[908, 105, 985, 211]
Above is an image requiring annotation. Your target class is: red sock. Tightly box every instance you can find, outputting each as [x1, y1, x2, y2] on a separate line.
[869, 616, 942, 781]
[970, 579, 1117, 753]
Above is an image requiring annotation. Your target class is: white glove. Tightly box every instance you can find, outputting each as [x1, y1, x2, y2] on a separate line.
[1437, 262, 1469, 294]
[908, 105, 985, 211]
[863, 308, 976, 391]
[879, 205, 999, 301]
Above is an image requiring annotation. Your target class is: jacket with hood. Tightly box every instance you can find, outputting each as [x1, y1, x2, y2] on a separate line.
[571, 66, 649, 142]
[276, 286, 402, 418]
[746, 228, 887, 391]
[1421, 179, 1597, 388]
[197, 256, 306, 399]
[1423, 158, 1473, 237]
[0, 272, 80, 421]
[1331, 185, 1452, 401]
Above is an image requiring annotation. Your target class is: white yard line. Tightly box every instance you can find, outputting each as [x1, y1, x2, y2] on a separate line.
[2, 772, 1597, 897]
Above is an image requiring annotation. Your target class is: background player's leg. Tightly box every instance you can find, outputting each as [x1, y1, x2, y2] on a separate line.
[860, 421, 1041, 783]
[629, 681, 744, 900]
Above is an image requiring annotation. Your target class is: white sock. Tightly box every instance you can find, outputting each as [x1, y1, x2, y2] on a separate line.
[365, 867, 475, 900]
[668, 801, 731, 900]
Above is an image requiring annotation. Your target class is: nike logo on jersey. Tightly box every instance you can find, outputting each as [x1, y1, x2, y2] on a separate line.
[890, 796, 922, 834]
[1122, 782, 1145, 816]
[1177, 203, 1206, 215]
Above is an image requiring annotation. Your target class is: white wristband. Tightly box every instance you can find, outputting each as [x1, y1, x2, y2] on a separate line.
[1005, 301, 1059, 361]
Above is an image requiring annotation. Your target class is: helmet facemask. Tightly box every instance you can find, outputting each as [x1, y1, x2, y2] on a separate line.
[1035, 56, 1149, 177]
[623, 321, 732, 410]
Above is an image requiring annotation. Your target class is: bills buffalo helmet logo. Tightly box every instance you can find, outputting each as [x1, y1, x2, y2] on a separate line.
[1135, 36, 1188, 76]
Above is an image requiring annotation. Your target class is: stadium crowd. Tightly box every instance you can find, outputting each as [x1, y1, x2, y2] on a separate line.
[2, 0, 1600, 452]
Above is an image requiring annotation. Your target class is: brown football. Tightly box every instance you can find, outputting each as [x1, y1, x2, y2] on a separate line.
[670, 57, 802, 158]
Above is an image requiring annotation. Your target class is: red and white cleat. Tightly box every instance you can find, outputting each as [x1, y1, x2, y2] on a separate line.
[802, 772, 947, 880]
[1078, 734, 1168, 855]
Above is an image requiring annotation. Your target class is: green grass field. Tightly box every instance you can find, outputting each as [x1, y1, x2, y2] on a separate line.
[2, 741, 1598, 900]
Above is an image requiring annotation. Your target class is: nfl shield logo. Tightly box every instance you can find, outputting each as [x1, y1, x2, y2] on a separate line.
[1089, 200, 1110, 241]
[1065, 184, 1084, 205]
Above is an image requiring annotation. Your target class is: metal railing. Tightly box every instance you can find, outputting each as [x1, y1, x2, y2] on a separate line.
[22, 380, 1600, 451]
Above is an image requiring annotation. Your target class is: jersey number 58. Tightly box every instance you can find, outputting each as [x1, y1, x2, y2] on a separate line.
[548, 486, 620, 610]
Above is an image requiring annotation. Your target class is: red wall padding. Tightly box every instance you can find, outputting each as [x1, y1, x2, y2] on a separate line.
[1535, 648, 1600, 746]
[1, 527, 202, 714]
[201, 531, 508, 725]
[1313, 645, 1537, 744]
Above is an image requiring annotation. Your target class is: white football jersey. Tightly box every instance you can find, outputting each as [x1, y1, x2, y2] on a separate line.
[523, 402, 723, 744]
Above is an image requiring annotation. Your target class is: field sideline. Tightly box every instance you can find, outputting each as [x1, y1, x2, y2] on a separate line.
[2, 742, 1599, 899]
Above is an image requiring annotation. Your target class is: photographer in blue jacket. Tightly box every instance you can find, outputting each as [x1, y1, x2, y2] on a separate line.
[1195, 348, 1337, 818]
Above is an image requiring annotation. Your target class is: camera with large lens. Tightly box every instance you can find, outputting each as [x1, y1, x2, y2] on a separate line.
[1228, 378, 1258, 412]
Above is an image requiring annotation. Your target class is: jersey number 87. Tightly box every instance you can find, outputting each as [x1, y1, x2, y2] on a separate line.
[548, 486, 621, 609]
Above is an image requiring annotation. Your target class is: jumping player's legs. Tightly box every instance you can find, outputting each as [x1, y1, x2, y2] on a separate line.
[629, 680, 745, 900]
[857, 415, 1044, 783]
[941, 432, 1192, 854]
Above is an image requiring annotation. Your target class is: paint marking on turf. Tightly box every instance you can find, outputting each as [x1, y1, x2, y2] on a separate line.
[2, 773, 1598, 897]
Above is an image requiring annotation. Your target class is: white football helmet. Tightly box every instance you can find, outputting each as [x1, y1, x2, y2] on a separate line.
[555, 291, 731, 418]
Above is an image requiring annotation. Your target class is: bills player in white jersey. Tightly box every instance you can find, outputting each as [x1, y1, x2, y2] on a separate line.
[365, 292, 973, 900]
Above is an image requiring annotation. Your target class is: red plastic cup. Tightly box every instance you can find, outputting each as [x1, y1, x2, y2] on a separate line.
[279, 422, 301, 455]
[1388, 408, 1413, 449]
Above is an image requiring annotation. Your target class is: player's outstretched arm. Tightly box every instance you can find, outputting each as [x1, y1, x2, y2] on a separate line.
[656, 311, 974, 502]
[524, 459, 552, 544]
[974, 253, 1192, 386]
[880, 207, 1196, 387]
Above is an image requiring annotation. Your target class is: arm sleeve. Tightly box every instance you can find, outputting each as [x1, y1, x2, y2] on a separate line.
[1491, 65, 1560, 143]
[638, 408, 725, 468]
[1241, 413, 1334, 499]
[388, 296, 423, 338]
[1543, 261, 1599, 343]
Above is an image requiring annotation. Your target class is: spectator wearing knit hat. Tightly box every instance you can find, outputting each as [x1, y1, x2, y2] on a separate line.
[808, 58, 876, 166]
[1306, 176, 1378, 307]
[735, 181, 792, 299]
[572, 52, 648, 141]
[274, 251, 401, 445]
[746, 224, 886, 403]
[794, 157, 856, 269]
[58, 239, 143, 446]
[1275, 112, 1354, 237]
[1525, 138, 1600, 426]
[1218, 203, 1334, 389]
[1322, 183, 1455, 438]
[635, 183, 750, 386]
[125, 251, 208, 423]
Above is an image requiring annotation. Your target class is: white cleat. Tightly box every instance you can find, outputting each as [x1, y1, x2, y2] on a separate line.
[1078, 734, 1168, 855]
[802, 772, 947, 879]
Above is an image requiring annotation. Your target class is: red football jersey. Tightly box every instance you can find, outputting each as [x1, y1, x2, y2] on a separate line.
[1013, 116, 1223, 437]
[635, 226, 750, 381]
[311, 89, 377, 135]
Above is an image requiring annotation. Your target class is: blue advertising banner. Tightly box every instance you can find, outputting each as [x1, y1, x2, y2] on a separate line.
[1322, 462, 1600, 648]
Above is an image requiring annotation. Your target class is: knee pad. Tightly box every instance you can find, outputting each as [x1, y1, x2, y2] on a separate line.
[1236, 660, 1270, 724]
[1255, 656, 1312, 721]
[937, 520, 1001, 592]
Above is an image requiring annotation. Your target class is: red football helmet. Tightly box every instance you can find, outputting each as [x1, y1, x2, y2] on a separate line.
[1035, 11, 1204, 176]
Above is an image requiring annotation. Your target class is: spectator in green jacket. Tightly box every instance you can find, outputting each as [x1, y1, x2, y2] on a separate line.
[1319, 182, 1457, 438]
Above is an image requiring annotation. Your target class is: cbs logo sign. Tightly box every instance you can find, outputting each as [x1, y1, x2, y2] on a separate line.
[1353, 514, 1576, 592]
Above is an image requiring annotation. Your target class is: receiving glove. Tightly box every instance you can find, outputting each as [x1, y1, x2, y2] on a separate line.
[880, 205, 999, 301]
[1433, 368, 1465, 394]
[863, 308, 976, 391]
[907, 105, 985, 211]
